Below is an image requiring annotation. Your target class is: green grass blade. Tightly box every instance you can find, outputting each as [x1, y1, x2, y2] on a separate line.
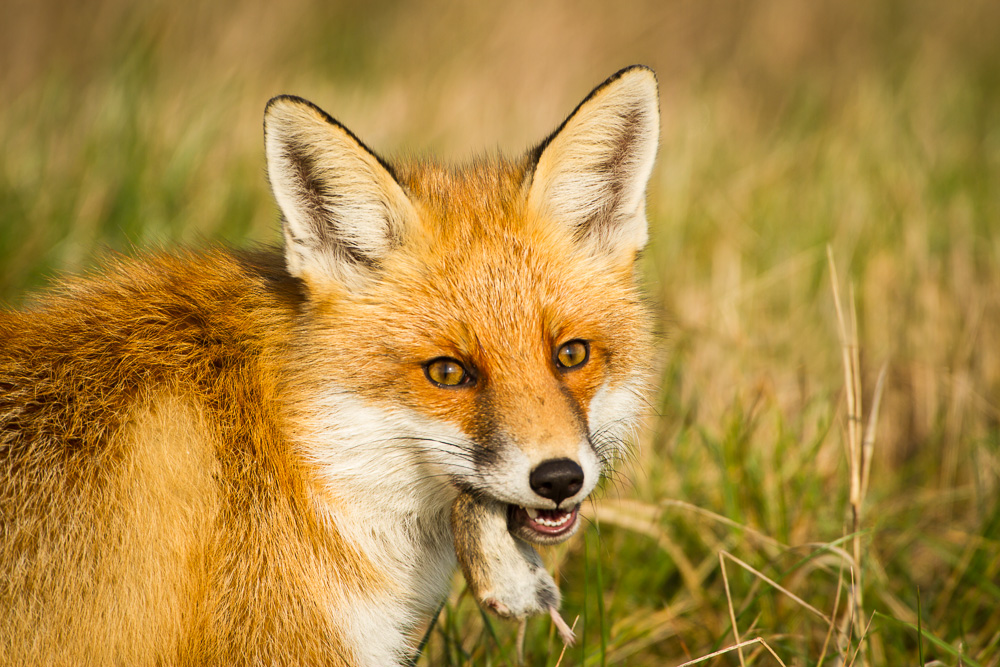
[873, 612, 984, 667]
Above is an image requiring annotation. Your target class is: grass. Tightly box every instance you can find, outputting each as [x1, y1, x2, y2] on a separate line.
[2, 0, 999, 664]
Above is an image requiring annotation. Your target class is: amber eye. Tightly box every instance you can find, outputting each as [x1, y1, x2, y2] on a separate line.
[556, 340, 589, 369]
[425, 358, 471, 387]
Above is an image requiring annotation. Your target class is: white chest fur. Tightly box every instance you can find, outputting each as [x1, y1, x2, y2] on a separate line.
[290, 389, 465, 664]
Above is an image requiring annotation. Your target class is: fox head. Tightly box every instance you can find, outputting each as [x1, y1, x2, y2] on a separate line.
[264, 66, 658, 545]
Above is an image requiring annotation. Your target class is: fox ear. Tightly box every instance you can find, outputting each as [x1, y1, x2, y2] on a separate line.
[264, 95, 415, 288]
[527, 66, 659, 258]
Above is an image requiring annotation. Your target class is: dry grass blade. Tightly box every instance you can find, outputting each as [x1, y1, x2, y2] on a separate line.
[817, 560, 847, 667]
[846, 613, 877, 667]
[589, 501, 705, 600]
[720, 551, 834, 624]
[552, 616, 579, 667]
[828, 246, 881, 666]
[719, 551, 747, 667]
[675, 637, 788, 667]
[860, 362, 888, 505]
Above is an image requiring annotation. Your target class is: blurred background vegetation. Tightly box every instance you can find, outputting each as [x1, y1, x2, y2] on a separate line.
[2, 0, 998, 664]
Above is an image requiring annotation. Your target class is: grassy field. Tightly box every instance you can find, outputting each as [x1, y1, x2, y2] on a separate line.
[2, 1, 998, 664]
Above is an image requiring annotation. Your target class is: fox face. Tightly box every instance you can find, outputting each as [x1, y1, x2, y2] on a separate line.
[265, 66, 658, 548]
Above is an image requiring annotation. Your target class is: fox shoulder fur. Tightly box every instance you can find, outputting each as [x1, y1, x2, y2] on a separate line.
[0, 65, 659, 666]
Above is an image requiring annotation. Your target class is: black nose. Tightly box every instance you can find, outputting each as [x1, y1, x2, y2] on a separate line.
[529, 458, 584, 506]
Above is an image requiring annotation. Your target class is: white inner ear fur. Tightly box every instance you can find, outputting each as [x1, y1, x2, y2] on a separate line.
[527, 67, 660, 258]
[264, 96, 416, 288]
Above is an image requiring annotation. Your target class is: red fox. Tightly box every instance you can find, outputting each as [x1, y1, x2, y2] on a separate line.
[0, 65, 659, 665]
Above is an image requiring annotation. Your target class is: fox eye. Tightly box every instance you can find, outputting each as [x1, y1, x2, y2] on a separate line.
[555, 340, 589, 370]
[425, 358, 471, 387]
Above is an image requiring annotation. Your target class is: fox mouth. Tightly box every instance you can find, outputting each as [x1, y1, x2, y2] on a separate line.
[507, 504, 581, 545]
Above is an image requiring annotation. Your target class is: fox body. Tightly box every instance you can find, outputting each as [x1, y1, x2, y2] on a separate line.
[0, 66, 659, 665]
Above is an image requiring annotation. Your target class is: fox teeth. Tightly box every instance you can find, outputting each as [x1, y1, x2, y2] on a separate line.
[536, 513, 571, 527]
[522, 506, 573, 528]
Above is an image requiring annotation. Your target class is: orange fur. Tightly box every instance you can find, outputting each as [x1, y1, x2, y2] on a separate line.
[0, 251, 384, 664]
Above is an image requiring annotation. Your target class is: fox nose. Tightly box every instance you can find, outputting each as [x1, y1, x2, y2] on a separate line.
[529, 458, 584, 506]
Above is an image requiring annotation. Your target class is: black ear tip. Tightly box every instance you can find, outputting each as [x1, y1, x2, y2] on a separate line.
[265, 95, 300, 114]
[603, 65, 658, 89]
[526, 66, 659, 169]
[266, 94, 295, 109]
[264, 95, 331, 123]
[261, 96, 397, 180]
[616, 64, 656, 78]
